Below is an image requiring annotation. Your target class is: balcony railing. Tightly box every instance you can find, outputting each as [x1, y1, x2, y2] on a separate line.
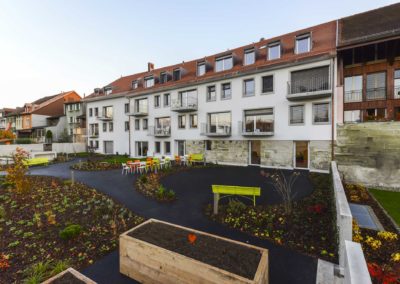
[200, 123, 231, 137]
[366, 87, 386, 101]
[171, 97, 198, 112]
[394, 86, 400, 99]
[97, 114, 113, 121]
[89, 131, 99, 138]
[129, 107, 148, 117]
[287, 79, 332, 101]
[148, 126, 171, 137]
[239, 121, 274, 136]
[344, 90, 363, 103]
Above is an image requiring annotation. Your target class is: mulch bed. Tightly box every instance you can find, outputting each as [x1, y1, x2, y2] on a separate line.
[344, 184, 400, 282]
[70, 160, 120, 171]
[129, 222, 262, 279]
[0, 176, 144, 283]
[207, 172, 339, 263]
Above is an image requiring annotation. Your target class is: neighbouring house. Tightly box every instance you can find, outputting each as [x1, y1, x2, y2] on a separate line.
[0, 108, 16, 130]
[64, 100, 86, 143]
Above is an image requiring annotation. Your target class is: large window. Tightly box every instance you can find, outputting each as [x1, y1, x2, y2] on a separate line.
[244, 48, 255, 65]
[365, 108, 386, 121]
[89, 123, 99, 136]
[178, 89, 197, 107]
[207, 85, 216, 102]
[102, 106, 113, 118]
[295, 34, 311, 54]
[312, 103, 330, 124]
[344, 110, 361, 123]
[344, 75, 363, 102]
[366, 72, 386, 100]
[164, 93, 170, 107]
[289, 105, 304, 125]
[178, 115, 186, 129]
[144, 76, 154, 88]
[290, 66, 329, 94]
[154, 95, 161, 108]
[197, 62, 206, 76]
[395, 70, 400, 99]
[268, 42, 281, 60]
[189, 114, 198, 128]
[221, 83, 231, 100]
[208, 112, 231, 134]
[135, 98, 148, 113]
[244, 109, 274, 133]
[215, 55, 233, 72]
[243, 79, 255, 97]
[135, 141, 148, 157]
[262, 75, 274, 93]
[155, 117, 170, 134]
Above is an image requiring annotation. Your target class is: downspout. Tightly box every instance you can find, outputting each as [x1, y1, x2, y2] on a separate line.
[331, 58, 335, 162]
[128, 97, 132, 157]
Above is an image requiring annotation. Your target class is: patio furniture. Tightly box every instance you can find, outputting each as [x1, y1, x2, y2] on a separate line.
[189, 153, 205, 165]
[137, 162, 147, 174]
[212, 185, 261, 214]
[122, 163, 131, 175]
[23, 157, 49, 167]
[174, 155, 181, 165]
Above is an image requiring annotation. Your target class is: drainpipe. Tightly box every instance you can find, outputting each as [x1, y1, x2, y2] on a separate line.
[128, 98, 132, 157]
[331, 58, 335, 161]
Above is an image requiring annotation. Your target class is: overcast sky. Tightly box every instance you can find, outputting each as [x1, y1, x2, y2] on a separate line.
[0, 0, 397, 108]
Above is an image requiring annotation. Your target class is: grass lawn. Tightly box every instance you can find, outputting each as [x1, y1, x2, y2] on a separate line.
[369, 188, 400, 226]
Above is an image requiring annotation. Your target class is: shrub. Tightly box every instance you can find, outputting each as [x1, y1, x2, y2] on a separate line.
[226, 198, 246, 215]
[156, 185, 175, 200]
[139, 175, 148, 184]
[59, 224, 82, 240]
[15, 138, 33, 144]
[6, 147, 30, 194]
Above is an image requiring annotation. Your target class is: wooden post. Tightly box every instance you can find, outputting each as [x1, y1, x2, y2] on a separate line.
[71, 170, 75, 186]
[213, 193, 219, 215]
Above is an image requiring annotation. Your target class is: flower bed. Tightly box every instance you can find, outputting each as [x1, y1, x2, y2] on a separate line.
[206, 172, 338, 263]
[71, 160, 121, 171]
[0, 176, 144, 283]
[344, 184, 400, 283]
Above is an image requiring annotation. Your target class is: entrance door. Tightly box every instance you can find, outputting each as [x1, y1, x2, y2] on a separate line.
[104, 141, 114, 155]
[177, 140, 186, 156]
[295, 141, 308, 168]
[250, 140, 261, 165]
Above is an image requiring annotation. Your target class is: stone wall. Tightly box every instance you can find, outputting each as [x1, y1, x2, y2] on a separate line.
[205, 140, 248, 165]
[185, 140, 205, 155]
[335, 122, 400, 190]
[310, 141, 332, 171]
[0, 143, 86, 157]
[260, 140, 293, 168]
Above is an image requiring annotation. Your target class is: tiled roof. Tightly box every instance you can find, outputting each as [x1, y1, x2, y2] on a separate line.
[84, 21, 336, 101]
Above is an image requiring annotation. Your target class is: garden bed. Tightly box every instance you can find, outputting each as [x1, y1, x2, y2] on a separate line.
[42, 267, 96, 284]
[0, 176, 144, 283]
[70, 160, 121, 171]
[120, 219, 268, 283]
[206, 172, 339, 263]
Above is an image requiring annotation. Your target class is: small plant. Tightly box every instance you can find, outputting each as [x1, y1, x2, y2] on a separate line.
[6, 147, 30, 194]
[23, 260, 53, 284]
[139, 174, 148, 184]
[59, 224, 82, 240]
[156, 185, 166, 199]
[50, 260, 70, 275]
[226, 198, 246, 215]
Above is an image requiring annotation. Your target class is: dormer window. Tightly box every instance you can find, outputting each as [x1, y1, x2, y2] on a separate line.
[132, 80, 138, 89]
[215, 55, 233, 72]
[144, 76, 155, 88]
[173, 68, 181, 81]
[197, 62, 206, 76]
[160, 72, 168, 84]
[268, 41, 281, 60]
[104, 87, 112, 95]
[244, 48, 255, 65]
[295, 33, 311, 54]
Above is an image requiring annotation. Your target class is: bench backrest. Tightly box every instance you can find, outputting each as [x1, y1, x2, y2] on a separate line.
[24, 157, 49, 165]
[191, 154, 204, 161]
[212, 185, 261, 196]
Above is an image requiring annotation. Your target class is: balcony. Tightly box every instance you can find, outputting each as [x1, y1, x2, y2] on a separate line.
[239, 121, 274, 136]
[200, 123, 231, 137]
[366, 87, 386, 101]
[97, 114, 113, 121]
[171, 97, 198, 112]
[89, 132, 99, 138]
[344, 90, 363, 103]
[148, 126, 171, 137]
[287, 81, 332, 101]
[128, 108, 148, 117]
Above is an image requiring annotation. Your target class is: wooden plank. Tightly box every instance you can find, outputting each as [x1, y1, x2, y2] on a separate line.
[41, 267, 97, 284]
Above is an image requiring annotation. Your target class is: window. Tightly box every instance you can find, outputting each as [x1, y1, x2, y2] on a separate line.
[244, 109, 274, 133]
[189, 114, 198, 128]
[89, 108, 93, 117]
[135, 98, 148, 113]
[290, 66, 329, 94]
[244, 48, 255, 65]
[295, 34, 311, 54]
[160, 72, 168, 84]
[95, 141, 99, 149]
[215, 55, 233, 72]
[125, 121, 130, 131]
[143, 118, 148, 130]
[178, 115, 186, 129]
[262, 75, 274, 93]
[268, 42, 281, 60]
[164, 141, 171, 154]
[178, 89, 197, 107]
[135, 119, 140, 130]
[394, 107, 400, 121]
[164, 93, 170, 107]
[124, 103, 130, 113]
[243, 79, 255, 97]
[364, 108, 386, 121]
[109, 122, 113, 132]
[177, 140, 186, 156]
[207, 86, 216, 102]
[94, 108, 99, 117]
[208, 112, 231, 134]
[221, 83, 231, 100]
[144, 76, 154, 88]
[395, 70, 400, 99]
[173, 68, 181, 81]
[344, 75, 363, 102]
[132, 80, 138, 89]
[289, 105, 304, 125]
[205, 140, 212, 151]
[102, 106, 113, 118]
[89, 124, 99, 136]
[366, 72, 386, 100]
[155, 117, 171, 134]
[344, 110, 361, 123]
[103, 122, 107, 132]
[197, 62, 206, 76]
[155, 141, 161, 153]
[104, 87, 112, 95]
[313, 103, 330, 124]
[135, 141, 148, 156]
[89, 140, 93, 148]
[154, 95, 161, 108]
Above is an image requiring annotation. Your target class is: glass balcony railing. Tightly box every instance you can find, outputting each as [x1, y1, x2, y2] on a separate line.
[200, 123, 231, 137]
[148, 126, 171, 137]
[344, 90, 363, 103]
[239, 121, 274, 136]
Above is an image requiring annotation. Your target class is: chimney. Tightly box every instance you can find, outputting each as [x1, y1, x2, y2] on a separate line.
[148, 62, 155, 72]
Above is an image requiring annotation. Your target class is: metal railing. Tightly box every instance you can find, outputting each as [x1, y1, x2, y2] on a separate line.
[200, 123, 231, 136]
[131, 106, 148, 116]
[366, 87, 386, 101]
[344, 90, 363, 103]
[171, 96, 198, 111]
[148, 126, 171, 137]
[238, 121, 274, 136]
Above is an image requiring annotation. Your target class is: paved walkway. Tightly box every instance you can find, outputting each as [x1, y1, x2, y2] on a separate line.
[28, 161, 318, 284]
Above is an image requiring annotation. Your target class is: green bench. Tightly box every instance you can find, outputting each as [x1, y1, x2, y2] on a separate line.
[23, 157, 49, 167]
[212, 184, 261, 214]
[189, 153, 205, 165]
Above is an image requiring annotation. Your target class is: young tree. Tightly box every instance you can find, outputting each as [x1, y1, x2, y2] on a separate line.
[6, 147, 30, 194]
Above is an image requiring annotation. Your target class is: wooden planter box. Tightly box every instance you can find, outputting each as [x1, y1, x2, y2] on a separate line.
[120, 219, 268, 284]
[41, 267, 97, 284]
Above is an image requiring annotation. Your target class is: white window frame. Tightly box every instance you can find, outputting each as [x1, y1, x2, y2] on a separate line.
[144, 76, 155, 88]
[312, 102, 331, 125]
[215, 55, 233, 72]
[244, 48, 255, 65]
[295, 34, 311, 54]
[197, 62, 206, 76]
[268, 42, 281, 60]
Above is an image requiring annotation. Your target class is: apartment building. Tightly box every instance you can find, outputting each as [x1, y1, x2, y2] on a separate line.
[64, 100, 86, 143]
[0, 108, 16, 130]
[85, 21, 337, 172]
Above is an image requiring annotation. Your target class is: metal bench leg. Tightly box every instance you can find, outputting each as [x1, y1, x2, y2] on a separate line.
[253, 195, 256, 206]
[213, 193, 219, 215]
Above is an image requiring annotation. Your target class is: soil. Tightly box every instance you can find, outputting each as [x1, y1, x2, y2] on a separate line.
[51, 272, 86, 284]
[129, 222, 262, 280]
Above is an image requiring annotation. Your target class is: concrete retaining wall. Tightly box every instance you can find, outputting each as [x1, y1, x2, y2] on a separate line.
[0, 143, 86, 156]
[344, 241, 371, 284]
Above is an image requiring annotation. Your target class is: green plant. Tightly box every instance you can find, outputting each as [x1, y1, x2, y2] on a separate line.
[226, 198, 246, 215]
[0, 206, 5, 219]
[15, 138, 33, 144]
[45, 130, 53, 142]
[139, 175, 148, 184]
[59, 224, 82, 240]
[166, 189, 176, 199]
[50, 260, 70, 275]
[23, 260, 52, 284]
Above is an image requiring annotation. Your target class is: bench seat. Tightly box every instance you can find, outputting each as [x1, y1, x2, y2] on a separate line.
[23, 157, 49, 167]
[212, 184, 261, 214]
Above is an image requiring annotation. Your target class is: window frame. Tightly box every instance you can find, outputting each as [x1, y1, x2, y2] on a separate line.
[197, 61, 206, 76]
[243, 78, 255, 97]
[163, 93, 170, 107]
[154, 95, 161, 108]
[206, 85, 217, 102]
[103, 122, 107, 132]
[160, 72, 168, 84]
[164, 141, 171, 155]
[289, 105, 305, 126]
[109, 122, 114, 132]
[178, 115, 186, 129]
[173, 68, 181, 81]
[143, 118, 148, 130]
[312, 102, 331, 125]
[132, 80, 138, 89]
[215, 55, 233, 72]
[221, 82, 232, 100]
[154, 141, 161, 154]
[189, 114, 198, 128]
[268, 41, 281, 60]
[124, 103, 130, 113]
[134, 119, 140, 130]
[261, 74, 274, 94]
[124, 121, 130, 131]
[295, 33, 311, 54]
[244, 48, 255, 66]
[144, 76, 155, 88]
